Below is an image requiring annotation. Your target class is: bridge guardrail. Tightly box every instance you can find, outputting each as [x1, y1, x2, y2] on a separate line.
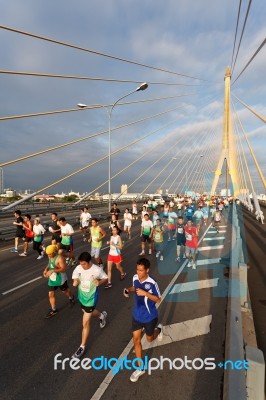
[0, 212, 110, 241]
[223, 204, 265, 400]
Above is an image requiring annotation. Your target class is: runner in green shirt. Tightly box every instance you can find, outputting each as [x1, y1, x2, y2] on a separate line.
[71, 252, 108, 359]
[89, 218, 106, 268]
[43, 245, 75, 319]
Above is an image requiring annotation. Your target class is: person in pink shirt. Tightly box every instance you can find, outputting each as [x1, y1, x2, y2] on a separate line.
[184, 220, 198, 269]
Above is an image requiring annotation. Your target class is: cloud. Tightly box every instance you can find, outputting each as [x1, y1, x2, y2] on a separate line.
[0, 0, 265, 195]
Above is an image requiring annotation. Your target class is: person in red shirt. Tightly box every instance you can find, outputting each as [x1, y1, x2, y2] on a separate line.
[184, 220, 198, 269]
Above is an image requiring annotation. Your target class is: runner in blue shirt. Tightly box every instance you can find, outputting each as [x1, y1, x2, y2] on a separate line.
[186, 205, 194, 221]
[123, 258, 163, 382]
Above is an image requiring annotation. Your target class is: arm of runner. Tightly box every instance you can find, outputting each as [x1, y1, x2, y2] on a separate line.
[123, 285, 135, 297]
[43, 263, 50, 277]
[99, 227, 107, 240]
[111, 235, 123, 249]
[73, 278, 79, 287]
[53, 255, 67, 273]
[135, 288, 161, 303]
[96, 277, 108, 287]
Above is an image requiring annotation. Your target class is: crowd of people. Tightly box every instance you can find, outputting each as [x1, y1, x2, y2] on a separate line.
[8, 194, 231, 382]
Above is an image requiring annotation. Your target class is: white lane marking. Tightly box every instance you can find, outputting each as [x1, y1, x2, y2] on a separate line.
[90, 259, 188, 400]
[203, 237, 225, 241]
[169, 278, 219, 294]
[142, 315, 212, 349]
[195, 258, 221, 266]
[198, 245, 224, 251]
[208, 230, 226, 234]
[90, 222, 214, 399]
[2, 276, 42, 295]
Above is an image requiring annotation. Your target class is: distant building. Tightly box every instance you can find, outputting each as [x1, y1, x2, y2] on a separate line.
[5, 189, 16, 198]
[102, 193, 141, 201]
[33, 194, 55, 202]
[121, 184, 128, 194]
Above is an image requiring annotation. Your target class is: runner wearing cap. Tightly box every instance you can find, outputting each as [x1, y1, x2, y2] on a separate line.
[43, 245, 75, 318]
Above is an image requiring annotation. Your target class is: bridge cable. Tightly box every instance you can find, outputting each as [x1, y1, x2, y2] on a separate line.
[232, 101, 266, 189]
[0, 25, 206, 82]
[134, 115, 216, 197]
[231, 0, 243, 70]
[0, 69, 201, 87]
[231, 0, 253, 76]
[0, 94, 195, 122]
[75, 117, 185, 204]
[232, 37, 266, 84]
[0, 103, 188, 167]
[232, 94, 266, 123]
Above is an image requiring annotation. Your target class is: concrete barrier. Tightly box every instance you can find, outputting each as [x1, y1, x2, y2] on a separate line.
[223, 204, 246, 399]
[223, 204, 265, 399]
[246, 346, 265, 400]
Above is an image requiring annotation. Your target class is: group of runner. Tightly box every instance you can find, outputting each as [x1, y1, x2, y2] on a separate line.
[8, 195, 229, 383]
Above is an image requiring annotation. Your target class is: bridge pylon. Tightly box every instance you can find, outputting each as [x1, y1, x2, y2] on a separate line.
[211, 67, 240, 196]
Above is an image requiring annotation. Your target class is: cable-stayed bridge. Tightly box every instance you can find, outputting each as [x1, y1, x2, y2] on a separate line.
[0, 2, 265, 399]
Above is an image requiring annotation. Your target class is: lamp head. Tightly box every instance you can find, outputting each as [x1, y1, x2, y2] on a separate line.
[136, 82, 148, 91]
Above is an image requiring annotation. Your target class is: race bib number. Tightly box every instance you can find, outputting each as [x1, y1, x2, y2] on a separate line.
[186, 233, 192, 241]
[50, 272, 57, 282]
[80, 280, 92, 292]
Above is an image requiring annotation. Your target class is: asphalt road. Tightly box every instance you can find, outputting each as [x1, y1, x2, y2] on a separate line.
[2, 205, 264, 400]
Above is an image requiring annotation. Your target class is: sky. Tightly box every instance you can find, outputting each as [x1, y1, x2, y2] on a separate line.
[0, 0, 265, 196]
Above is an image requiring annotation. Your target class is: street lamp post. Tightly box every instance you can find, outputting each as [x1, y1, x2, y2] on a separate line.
[78, 82, 148, 212]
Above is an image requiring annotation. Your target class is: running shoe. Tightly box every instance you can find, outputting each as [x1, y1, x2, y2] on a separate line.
[167, 238, 171, 242]
[19, 253, 27, 257]
[176, 257, 180, 262]
[156, 324, 163, 341]
[37, 255, 44, 260]
[156, 252, 160, 258]
[130, 369, 146, 382]
[120, 273, 127, 281]
[192, 263, 197, 270]
[10, 248, 18, 253]
[160, 255, 164, 261]
[139, 252, 145, 256]
[148, 249, 152, 255]
[105, 282, 112, 289]
[99, 311, 107, 328]
[183, 253, 186, 259]
[45, 309, 58, 319]
[187, 261, 192, 268]
[72, 346, 85, 359]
